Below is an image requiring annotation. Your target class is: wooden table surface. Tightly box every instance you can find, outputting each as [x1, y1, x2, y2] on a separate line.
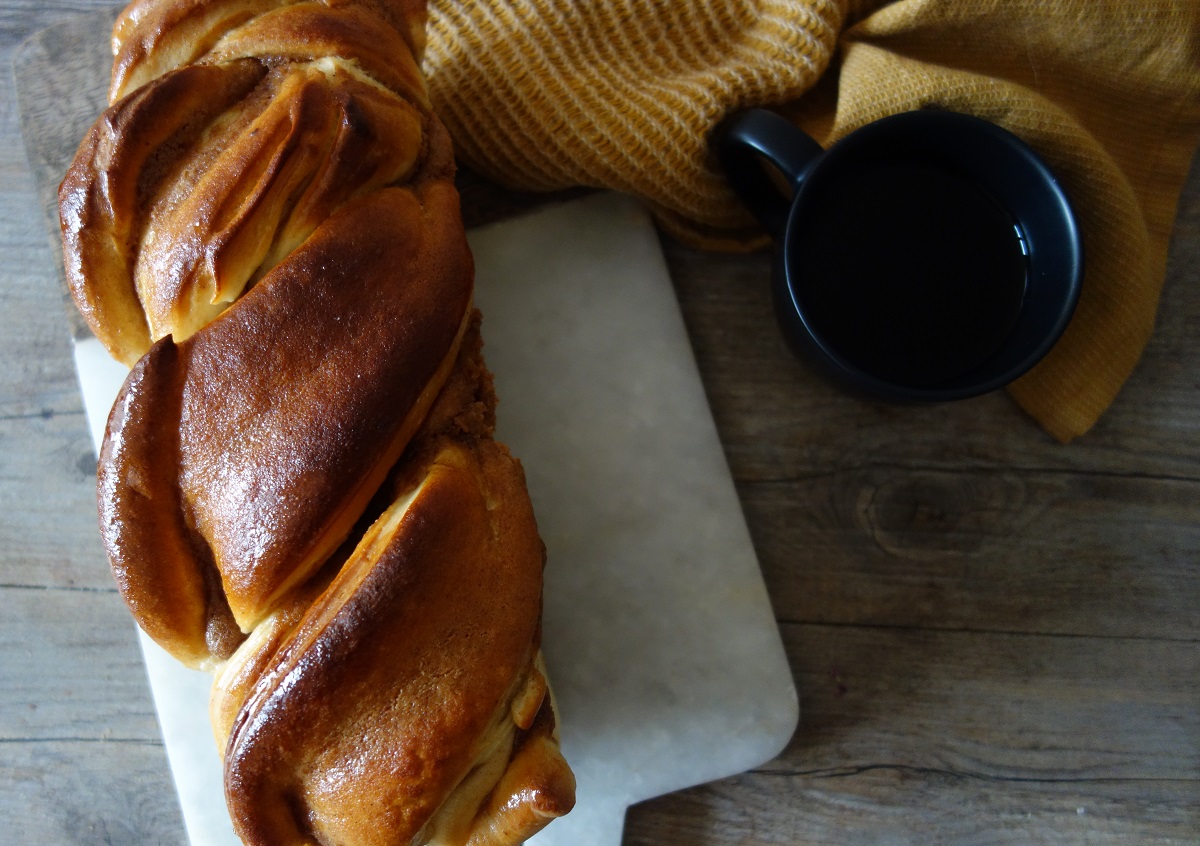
[3, 3, 1198, 844]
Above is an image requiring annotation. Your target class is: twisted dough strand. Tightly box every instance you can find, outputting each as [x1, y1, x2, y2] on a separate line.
[59, 1, 574, 843]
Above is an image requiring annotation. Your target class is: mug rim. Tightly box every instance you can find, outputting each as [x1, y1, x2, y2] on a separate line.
[774, 109, 1083, 402]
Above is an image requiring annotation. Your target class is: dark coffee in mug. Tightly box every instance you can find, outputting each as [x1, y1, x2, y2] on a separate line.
[716, 108, 1082, 402]
[794, 158, 1028, 387]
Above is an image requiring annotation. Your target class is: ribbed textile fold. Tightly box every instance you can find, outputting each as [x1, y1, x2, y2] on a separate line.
[427, 0, 846, 247]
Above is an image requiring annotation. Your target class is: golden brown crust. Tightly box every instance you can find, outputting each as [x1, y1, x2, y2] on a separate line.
[133, 62, 427, 345]
[100, 178, 474, 659]
[60, 59, 267, 364]
[223, 438, 546, 845]
[61, 53, 429, 363]
[99, 339, 220, 664]
[463, 697, 577, 846]
[110, 0, 430, 105]
[205, 328, 575, 846]
[66, 0, 573, 842]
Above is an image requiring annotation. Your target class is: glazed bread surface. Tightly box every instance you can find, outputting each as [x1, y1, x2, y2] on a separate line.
[59, 1, 574, 843]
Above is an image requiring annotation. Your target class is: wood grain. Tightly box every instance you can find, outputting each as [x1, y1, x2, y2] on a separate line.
[3, 3, 1198, 845]
[624, 626, 1199, 845]
[3, 6, 186, 844]
[7, 739, 188, 844]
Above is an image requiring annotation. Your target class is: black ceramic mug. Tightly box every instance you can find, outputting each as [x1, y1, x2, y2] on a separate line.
[716, 108, 1083, 401]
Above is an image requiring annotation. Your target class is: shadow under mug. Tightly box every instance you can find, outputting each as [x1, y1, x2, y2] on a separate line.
[715, 108, 1083, 402]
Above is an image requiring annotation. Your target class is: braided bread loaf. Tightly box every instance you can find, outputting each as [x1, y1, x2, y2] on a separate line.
[59, 1, 575, 843]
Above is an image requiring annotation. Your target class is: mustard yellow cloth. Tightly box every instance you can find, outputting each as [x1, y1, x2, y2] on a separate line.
[424, 0, 1200, 442]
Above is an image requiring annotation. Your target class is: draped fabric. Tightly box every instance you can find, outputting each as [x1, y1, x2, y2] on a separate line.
[425, 0, 1200, 441]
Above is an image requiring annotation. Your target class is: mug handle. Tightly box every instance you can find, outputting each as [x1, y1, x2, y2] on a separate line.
[715, 109, 825, 240]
